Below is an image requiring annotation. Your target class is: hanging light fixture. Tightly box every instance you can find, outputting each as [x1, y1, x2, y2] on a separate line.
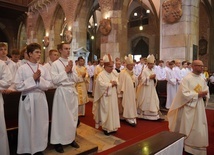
[139, 25, 143, 31]
[139, 0, 143, 31]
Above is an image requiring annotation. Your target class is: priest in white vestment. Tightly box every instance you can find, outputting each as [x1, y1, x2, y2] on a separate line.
[136, 54, 160, 120]
[0, 60, 12, 155]
[50, 43, 80, 153]
[14, 43, 53, 155]
[167, 60, 209, 155]
[118, 54, 138, 126]
[93, 54, 120, 135]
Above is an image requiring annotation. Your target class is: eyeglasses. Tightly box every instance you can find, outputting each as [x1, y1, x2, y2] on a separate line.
[194, 65, 204, 67]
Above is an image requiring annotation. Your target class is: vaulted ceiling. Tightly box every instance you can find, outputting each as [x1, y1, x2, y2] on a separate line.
[0, 0, 33, 20]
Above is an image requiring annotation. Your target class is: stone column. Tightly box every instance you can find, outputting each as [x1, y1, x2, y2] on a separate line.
[99, 0, 127, 60]
[160, 0, 200, 62]
[100, 10, 127, 60]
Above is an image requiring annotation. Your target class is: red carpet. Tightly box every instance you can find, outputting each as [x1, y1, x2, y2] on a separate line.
[80, 102, 214, 155]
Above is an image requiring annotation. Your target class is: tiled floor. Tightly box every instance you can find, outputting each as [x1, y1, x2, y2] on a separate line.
[44, 123, 125, 154]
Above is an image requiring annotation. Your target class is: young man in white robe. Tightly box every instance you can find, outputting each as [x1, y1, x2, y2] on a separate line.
[180, 60, 189, 79]
[88, 60, 97, 95]
[167, 60, 209, 155]
[118, 54, 138, 126]
[165, 61, 177, 109]
[136, 54, 160, 120]
[93, 54, 120, 135]
[17, 47, 29, 67]
[92, 59, 104, 96]
[43, 49, 59, 71]
[50, 43, 80, 153]
[74, 56, 89, 116]
[0, 60, 12, 155]
[173, 59, 182, 89]
[135, 57, 147, 76]
[154, 60, 166, 81]
[14, 43, 53, 155]
[0, 42, 18, 92]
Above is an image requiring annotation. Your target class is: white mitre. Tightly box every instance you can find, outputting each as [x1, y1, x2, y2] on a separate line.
[103, 54, 113, 65]
[147, 54, 155, 63]
[125, 54, 134, 64]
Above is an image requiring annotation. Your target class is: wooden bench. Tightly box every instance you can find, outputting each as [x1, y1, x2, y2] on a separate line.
[3, 89, 56, 131]
[156, 80, 167, 109]
[110, 131, 185, 155]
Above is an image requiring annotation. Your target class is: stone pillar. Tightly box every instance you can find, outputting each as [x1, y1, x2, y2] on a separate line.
[100, 10, 127, 60]
[160, 0, 200, 62]
[71, 20, 87, 61]
[99, 0, 127, 60]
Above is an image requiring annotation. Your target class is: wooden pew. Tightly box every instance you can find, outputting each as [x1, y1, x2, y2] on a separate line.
[3, 89, 56, 131]
[3, 91, 20, 131]
[110, 131, 185, 155]
[156, 80, 167, 109]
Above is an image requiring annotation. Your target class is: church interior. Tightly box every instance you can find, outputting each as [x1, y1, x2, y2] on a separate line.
[0, 0, 214, 72]
[0, 0, 214, 155]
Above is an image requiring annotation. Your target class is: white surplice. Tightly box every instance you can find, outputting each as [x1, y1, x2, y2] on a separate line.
[14, 61, 53, 154]
[155, 66, 166, 80]
[93, 70, 120, 132]
[5, 57, 18, 90]
[87, 65, 94, 93]
[173, 66, 182, 86]
[136, 67, 160, 120]
[167, 72, 209, 155]
[0, 60, 12, 155]
[165, 68, 177, 109]
[43, 61, 52, 71]
[50, 57, 79, 145]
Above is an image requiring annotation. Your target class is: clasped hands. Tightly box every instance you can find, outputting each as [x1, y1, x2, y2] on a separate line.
[198, 91, 208, 98]
[149, 74, 156, 79]
[33, 69, 41, 81]
[65, 60, 73, 73]
[111, 80, 117, 87]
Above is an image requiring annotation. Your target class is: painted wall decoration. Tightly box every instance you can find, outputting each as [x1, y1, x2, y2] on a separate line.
[199, 38, 208, 56]
[162, 0, 182, 23]
[43, 36, 49, 47]
[98, 18, 112, 36]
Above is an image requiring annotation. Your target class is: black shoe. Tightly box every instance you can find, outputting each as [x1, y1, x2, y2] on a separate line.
[54, 144, 64, 153]
[77, 118, 80, 127]
[184, 151, 193, 155]
[70, 140, 80, 148]
[103, 130, 110, 136]
[34, 152, 44, 155]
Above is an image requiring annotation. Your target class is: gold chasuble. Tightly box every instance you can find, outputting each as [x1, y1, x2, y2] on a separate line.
[75, 65, 89, 116]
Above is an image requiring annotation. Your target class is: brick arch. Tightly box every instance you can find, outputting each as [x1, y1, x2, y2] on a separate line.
[0, 23, 10, 42]
[34, 15, 45, 63]
[131, 36, 149, 57]
[72, 1, 95, 55]
[0, 23, 12, 52]
[51, 4, 65, 48]
[17, 22, 27, 49]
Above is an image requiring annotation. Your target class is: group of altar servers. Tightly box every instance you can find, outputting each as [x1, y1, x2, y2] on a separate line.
[0, 42, 209, 155]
